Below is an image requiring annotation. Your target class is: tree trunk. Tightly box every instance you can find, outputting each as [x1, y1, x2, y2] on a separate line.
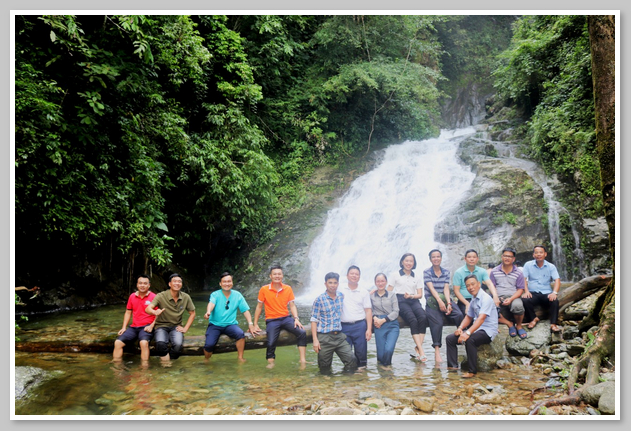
[531, 15, 616, 414]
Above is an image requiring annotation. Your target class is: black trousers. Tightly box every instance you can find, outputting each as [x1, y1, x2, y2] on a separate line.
[446, 330, 492, 374]
[523, 292, 559, 324]
[396, 294, 427, 335]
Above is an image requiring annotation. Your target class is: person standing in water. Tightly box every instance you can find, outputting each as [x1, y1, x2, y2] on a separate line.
[371, 272, 400, 367]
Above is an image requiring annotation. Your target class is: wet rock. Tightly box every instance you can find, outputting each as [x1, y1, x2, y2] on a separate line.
[400, 407, 416, 415]
[15, 366, 62, 401]
[203, 408, 221, 415]
[383, 398, 402, 408]
[375, 409, 397, 415]
[475, 393, 503, 405]
[358, 391, 376, 400]
[94, 397, 113, 406]
[598, 389, 615, 416]
[600, 372, 615, 382]
[319, 407, 362, 415]
[364, 398, 386, 409]
[511, 406, 530, 415]
[506, 321, 552, 356]
[253, 408, 268, 414]
[587, 407, 601, 415]
[475, 335, 503, 372]
[412, 397, 435, 413]
[581, 381, 615, 407]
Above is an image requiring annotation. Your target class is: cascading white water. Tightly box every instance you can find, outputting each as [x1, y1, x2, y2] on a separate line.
[298, 128, 477, 303]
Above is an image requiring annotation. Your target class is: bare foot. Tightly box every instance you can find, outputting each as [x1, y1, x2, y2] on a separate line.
[266, 361, 275, 369]
[527, 318, 539, 329]
[462, 372, 476, 378]
[238, 357, 247, 363]
[435, 353, 443, 363]
[550, 324, 562, 333]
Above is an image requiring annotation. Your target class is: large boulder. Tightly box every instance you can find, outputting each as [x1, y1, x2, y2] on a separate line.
[505, 320, 552, 356]
[581, 381, 615, 407]
[461, 334, 504, 372]
[15, 366, 62, 400]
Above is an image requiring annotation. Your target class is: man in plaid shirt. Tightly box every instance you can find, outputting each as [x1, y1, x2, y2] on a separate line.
[310, 272, 358, 373]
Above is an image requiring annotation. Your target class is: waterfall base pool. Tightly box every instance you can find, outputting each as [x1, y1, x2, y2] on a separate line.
[15, 330, 576, 417]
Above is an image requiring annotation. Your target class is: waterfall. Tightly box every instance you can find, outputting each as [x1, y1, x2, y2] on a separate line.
[298, 128, 477, 303]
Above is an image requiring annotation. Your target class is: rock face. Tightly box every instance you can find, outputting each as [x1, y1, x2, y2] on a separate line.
[461, 334, 504, 373]
[505, 321, 552, 356]
[15, 366, 62, 400]
[435, 139, 548, 267]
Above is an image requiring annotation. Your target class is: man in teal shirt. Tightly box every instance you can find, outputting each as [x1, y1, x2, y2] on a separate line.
[452, 249, 500, 316]
[203, 272, 255, 362]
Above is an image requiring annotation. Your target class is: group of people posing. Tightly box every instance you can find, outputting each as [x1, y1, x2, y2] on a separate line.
[113, 245, 561, 378]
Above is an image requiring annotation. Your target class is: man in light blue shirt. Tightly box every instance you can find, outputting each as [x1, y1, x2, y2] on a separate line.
[446, 274, 498, 378]
[203, 272, 255, 362]
[522, 245, 562, 332]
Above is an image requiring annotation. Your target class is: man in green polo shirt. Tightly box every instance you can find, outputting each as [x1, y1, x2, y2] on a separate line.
[452, 249, 500, 316]
[146, 273, 196, 360]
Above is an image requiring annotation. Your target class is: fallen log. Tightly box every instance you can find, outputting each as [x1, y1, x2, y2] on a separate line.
[15, 329, 314, 356]
[558, 274, 612, 315]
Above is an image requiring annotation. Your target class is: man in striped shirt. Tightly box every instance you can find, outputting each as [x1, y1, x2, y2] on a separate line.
[489, 247, 527, 339]
[310, 272, 357, 373]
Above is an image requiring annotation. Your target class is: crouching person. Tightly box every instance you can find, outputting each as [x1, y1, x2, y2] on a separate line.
[145, 273, 196, 361]
[203, 272, 254, 362]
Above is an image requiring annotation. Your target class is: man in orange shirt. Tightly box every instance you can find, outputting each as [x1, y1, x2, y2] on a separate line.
[251, 265, 307, 367]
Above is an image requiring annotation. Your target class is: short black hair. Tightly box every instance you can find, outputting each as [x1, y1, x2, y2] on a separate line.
[464, 249, 478, 257]
[464, 274, 478, 283]
[399, 253, 417, 269]
[168, 273, 182, 282]
[428, 249, 442, 258]
[347, 265, 361, 275]
[325, 272, 339, 282]
[533, 245, 547, 253]
[136, 274, 150, 282]
[374, 272, 388, 283]
[269, 264, 283, 274]
[219, 271, 232, 280]
[502, 247, 517, 257]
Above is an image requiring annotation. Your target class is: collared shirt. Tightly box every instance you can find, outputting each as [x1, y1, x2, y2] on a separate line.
[389, 269, 421, 296]
[208, 290, 250, 327]
[257, 283, 295, 320]
[489, 264, 525, 297]
[452, 265, 490, 300]
[522, 260, 560, 294]
[422, 266, 451, 298]
[310, 291, 344, 333]
[149, 290, 196, 329]
[468, 289, 499, 340]
[340, 283, 371, 322]
[126, 291, 156, 327]
[370, 289, 399, 322]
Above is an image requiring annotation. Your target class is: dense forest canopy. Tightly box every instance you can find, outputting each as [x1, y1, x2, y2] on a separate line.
[14, 14, 604, 296]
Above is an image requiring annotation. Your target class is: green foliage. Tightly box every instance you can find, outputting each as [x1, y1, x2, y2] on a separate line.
[492, 15, 603, 220]
[494, 211, 518, 226]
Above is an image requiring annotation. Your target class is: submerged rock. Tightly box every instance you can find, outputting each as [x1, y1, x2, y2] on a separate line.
[15, 366, 62, 401]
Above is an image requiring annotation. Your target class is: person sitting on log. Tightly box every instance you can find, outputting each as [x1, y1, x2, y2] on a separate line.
[446, 274, 499, 378]
[489, 247, 528, 339]
[521, 245, 562, 333]
[452, 249, 500, 316]
[251, 265, 307, 368]
[310, 272, 358, 374]
[202, 271, 254, 363]
[423, 249, 464, 363]
[113, 274, 157, 362]
[145, 273, 196, 361]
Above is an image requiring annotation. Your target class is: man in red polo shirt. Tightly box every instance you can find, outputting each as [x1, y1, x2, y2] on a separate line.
[113, 274, 157, 362]
[252, 265, 307, 367]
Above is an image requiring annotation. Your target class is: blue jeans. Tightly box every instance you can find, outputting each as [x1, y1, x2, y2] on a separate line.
[341, 319, 368, 367]
[374, 318, 399, 366]
[204, 323, 245, 353]
[154, 326, 184, 359]
[264, 316, 307, 359]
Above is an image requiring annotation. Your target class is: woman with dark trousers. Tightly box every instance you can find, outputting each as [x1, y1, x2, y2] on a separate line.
[388, 253, 428, 362]
[423, 249, 464, 363]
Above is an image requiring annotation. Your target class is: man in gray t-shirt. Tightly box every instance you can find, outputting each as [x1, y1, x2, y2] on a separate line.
[489, 247, 527, 339]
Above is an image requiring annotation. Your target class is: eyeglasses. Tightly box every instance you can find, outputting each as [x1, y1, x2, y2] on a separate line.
[225, 300, 230, 310]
